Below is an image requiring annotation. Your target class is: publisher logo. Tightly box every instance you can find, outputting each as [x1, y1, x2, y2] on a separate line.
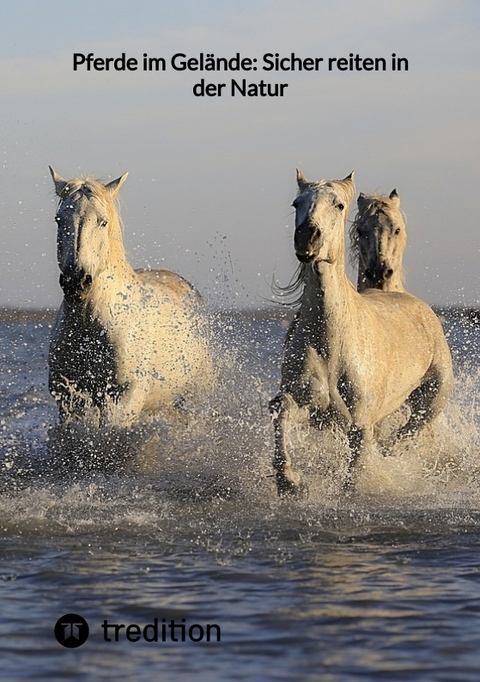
[54, 614, 89, 648]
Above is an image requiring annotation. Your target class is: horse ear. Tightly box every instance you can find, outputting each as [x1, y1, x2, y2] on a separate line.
[389, 188, 400, 206]
[338, 171, 355, 204]
[105, 173, 129, 196]
[49, 166, 68, 197]
[296, 169, 309, 191]
[357, 192, 368, 210]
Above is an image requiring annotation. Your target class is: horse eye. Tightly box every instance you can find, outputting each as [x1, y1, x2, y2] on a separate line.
[337, 203, 345, 211]
[54, 216, 60, 223]
[395, 228, 401, 235]
[99, 219, 108, 227]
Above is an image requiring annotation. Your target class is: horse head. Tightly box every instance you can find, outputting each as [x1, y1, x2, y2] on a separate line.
[50, 167, 128, 300]
[353, 189, 406, 291]
[292, 170, 355, 265]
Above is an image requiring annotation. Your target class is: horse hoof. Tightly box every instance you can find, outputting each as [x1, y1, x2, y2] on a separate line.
[174, 395, 187, 410]
[108, 381, 130, 403]
[342, 473, 357, 495]
[276, 474, 308, 499]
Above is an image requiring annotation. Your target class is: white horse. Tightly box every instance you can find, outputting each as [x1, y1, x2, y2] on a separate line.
[48, 167, 213, 427]
[269, 170, 454, 495]
[349, 189, 406, 292]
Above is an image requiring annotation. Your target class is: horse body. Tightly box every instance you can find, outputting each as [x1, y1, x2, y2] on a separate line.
[48, 168, 213, 427]
[350, 189, 406, 292]
[270, 171, 453, 494]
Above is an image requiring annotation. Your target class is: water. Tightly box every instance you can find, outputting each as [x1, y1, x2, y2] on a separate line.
[1, 308, 480, 681]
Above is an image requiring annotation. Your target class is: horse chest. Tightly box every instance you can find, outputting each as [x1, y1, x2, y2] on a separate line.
[50, 305, 121, 407]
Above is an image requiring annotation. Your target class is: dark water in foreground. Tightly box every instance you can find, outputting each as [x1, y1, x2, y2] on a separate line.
[1, 309, 480, 681]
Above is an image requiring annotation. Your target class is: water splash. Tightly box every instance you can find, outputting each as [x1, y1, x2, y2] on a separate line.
[0, 310, 480, 546]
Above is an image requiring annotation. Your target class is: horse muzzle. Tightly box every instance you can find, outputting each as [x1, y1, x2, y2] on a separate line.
[59, 268, 93, 298]
[294, 224, 320, 263]
[364, 263, 394, 288]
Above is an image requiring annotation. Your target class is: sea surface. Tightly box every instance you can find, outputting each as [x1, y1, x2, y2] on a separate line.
[1, 307, 480, 681]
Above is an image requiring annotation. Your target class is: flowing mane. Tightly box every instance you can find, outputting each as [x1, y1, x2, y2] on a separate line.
[271, 263, 309, 307]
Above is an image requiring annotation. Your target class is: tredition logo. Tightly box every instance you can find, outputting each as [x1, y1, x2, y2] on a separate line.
[54, 614, 89, 648]
[53, 614, 221, 647]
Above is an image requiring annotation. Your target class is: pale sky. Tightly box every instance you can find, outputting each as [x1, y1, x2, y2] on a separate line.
[0, 0, 479, 308]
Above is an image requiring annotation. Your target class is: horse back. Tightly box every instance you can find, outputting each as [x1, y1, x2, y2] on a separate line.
[135, 269, 203, 304]
[360, 289, 447, 345]
[357, 289, 453, 383]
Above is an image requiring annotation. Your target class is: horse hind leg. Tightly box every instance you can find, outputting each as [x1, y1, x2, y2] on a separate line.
[269, 393, 304, 497]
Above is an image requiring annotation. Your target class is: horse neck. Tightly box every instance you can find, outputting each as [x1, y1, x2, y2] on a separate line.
[87, 217, 136, 315]
[106, 215, 131, 269]
[300, 258, 355, 339]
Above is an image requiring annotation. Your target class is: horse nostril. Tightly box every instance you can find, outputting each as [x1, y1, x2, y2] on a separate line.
[295, 250, 315, 263]
[59, 268, 92, 297]
[385, 268, 393, 279]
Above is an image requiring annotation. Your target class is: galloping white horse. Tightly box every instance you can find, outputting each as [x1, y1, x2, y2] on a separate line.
[270, 170, 453, 495]
[349, 189, 406, 292]
[48, 167, 213, 427]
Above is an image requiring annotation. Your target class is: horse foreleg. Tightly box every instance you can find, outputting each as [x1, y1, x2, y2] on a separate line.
[344, 424, 373, 491]
[343, 426, 362, 490]
[269, 393, 303, 497]
[107, 381, 130, 404]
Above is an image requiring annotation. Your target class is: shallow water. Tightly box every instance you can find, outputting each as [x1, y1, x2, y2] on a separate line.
[1, 308, 480, 681]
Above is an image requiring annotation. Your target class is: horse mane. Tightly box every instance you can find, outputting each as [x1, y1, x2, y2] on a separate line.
[271, 263, 309, 307]
[322, 179, 356, 206]
[348, 193, 406, 268]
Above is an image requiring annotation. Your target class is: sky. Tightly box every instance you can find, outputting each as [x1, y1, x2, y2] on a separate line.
[0, 0, 479, 309]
